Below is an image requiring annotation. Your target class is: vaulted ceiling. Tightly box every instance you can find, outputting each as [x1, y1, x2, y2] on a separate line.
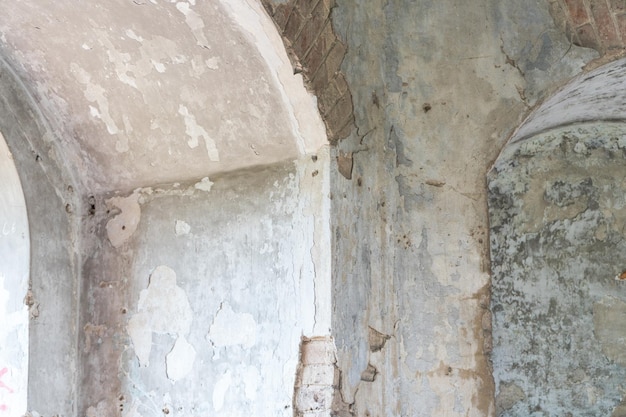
[0, 0, 325, 194]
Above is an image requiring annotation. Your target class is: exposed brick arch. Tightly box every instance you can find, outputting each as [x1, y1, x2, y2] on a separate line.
[261, 0, 354, 144]
[550, 0, 626, 55]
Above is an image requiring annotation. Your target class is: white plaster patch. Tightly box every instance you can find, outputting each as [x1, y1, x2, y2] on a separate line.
[166, 336, 196, 381]
[205, 56, 220, 70]
[175, 2, 210, 49]
[127, 266, 193, 367]
[190, 55, 206, 76]
[107, 48, 138, 88]
[126, 313, 152, 366]
[207, 302, 257, 348]
[125, 29, 144, 42]
[105, 190, 141, 248]
[175, 220, 191, 236]
[151, 60, 166, 73]
[194, 177, 213, 192]
[212, 369, 232, 412]
[243, 366, 260, 401]
[178, 105, 219, 161]
[71, 63, 120, 135]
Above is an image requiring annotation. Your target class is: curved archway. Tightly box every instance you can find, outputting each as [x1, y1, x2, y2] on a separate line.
[0, 1, 332, 415]
[0, 131, 29, 416]
[489, 57, 626, 415]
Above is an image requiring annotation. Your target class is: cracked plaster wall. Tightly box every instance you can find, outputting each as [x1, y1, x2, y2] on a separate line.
[4, 0, 626, 416]
[329, 0, 597, 416]
[78, 153, 331, 417]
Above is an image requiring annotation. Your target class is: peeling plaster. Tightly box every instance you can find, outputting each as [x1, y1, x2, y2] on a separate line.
[70, 63, 119, 135]
[212, 369, 232, 412]
[176, 2, 211, 49]
[127, 266, 193, 367]
[178, 104, 219, 161]
[174, 220, 191, 236]
[194, 176, 214, 192]
[166, 336, 196, 382]
[106, 190, 141, 248]
[207, 302, 257, 349]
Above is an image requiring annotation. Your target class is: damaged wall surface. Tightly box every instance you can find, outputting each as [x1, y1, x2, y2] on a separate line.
[80, 156, 331, 416]
[489, 123, 626, 416]
[489, 58, 626, 416]
[3, 0, 626, 416]
[329, 0, 599, 416]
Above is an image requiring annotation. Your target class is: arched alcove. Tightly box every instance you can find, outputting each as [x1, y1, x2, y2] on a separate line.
[0, 0, 333, 415]
[0, 131, 29, 415]
[489, 57, 626, 416]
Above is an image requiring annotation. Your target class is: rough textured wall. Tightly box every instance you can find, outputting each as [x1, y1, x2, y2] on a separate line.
[0, 57, 81, 416]
[329, 0, 597, 415]
[489, 123, 626, 415]
[79, 154, 330, 417]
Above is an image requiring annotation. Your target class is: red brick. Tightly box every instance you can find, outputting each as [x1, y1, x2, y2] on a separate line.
[272, 3, 295, 30]
[317, 81, 342, 115]
[293, 5, 328, 58]
[310, 40, 346, 90]
[284, 8, 305, 40]
[323, 92, 353, 132]
[298, 0, 322, 17]
[322, 39, 347, 74]
[332, 116, 354, 143]
[551, 0, 581, 43]
[333, 73, 349, 96]
[590, 0, 620, 46]
[260, 0, 275, 16]
[563, 0, 590, 25]
[302, 22, 336, 75]
[575, 22, 602, 49]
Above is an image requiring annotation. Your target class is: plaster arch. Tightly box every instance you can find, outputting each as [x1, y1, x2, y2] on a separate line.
[488, 57, 626, 416]
[0, 1, 332, 415]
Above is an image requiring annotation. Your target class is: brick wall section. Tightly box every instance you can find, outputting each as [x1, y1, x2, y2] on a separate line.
[261, 0, 354, 144]
[549, 0, 626, 54]
[293, 337, 341, 417]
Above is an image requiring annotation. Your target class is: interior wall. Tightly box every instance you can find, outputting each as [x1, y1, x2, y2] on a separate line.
[78, 152, 331, 416]
[329, 0, 598, 415]
[0, 57, 82, 416]
[489, 122, 626, 415]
